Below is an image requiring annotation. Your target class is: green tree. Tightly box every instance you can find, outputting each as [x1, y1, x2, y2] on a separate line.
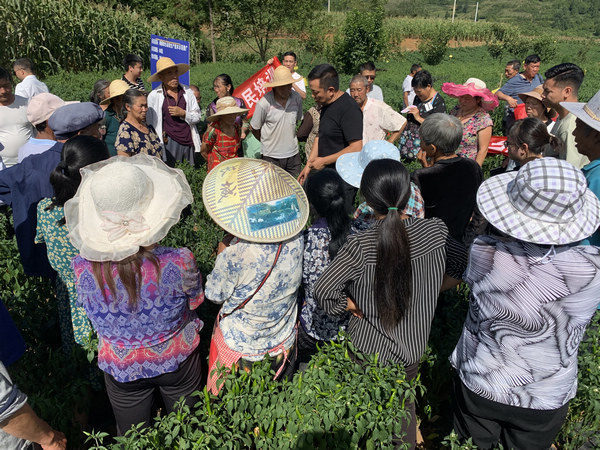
[214, 0, 322, 62]
[331, 1, 387, 73]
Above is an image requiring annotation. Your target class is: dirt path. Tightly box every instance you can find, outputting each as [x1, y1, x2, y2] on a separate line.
[400, 38, 485, 51]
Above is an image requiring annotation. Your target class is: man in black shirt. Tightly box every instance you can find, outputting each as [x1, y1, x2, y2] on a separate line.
[299, 64, 362, 210]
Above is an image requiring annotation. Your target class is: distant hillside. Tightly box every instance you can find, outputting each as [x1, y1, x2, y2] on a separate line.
[384, 0, 600, 36]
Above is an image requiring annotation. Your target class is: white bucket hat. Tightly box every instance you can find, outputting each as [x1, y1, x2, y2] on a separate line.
[561, 89, 600, 133]
[336, 140, 400, 188]
[64, 154, 193, 261]
[477, 158, 600, 245]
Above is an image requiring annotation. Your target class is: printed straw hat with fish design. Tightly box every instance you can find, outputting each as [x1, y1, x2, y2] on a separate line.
[202, 158, 309, 243]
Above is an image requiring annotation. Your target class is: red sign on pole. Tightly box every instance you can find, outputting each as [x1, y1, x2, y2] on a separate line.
[233, 57, 281, 119]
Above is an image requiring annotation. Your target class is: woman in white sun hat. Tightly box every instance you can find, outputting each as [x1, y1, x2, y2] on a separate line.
[65, 154, 203, 436]
[450, 157, 600, 449]
[203, 158, 309, 394]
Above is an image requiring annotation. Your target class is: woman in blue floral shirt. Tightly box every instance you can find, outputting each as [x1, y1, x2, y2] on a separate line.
[298, 169, 353, 365]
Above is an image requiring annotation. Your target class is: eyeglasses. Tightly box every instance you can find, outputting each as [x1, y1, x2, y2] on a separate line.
[503, 140, 518, 149]
[365, 75, 376, 80]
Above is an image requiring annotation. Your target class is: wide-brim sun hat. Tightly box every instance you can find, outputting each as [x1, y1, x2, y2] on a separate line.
[518, 85, 545, 104]
[561, 89, 600, 133]
[441, 77, 499, 111]
[203, 158, 309, 243]
[336, 140, 400, 188]
[65, 154, 193, 262]
[207, 96, 249, 122]
[148, 57, 190, 83]
[100, 80, 130, 105]
[477, 158, 600, 245]
[263, 65, 296, 88]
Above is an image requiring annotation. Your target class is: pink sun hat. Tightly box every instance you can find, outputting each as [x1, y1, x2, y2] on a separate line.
[441, 77, 499, 111]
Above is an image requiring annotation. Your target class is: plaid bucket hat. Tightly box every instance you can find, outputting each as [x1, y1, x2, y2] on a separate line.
[477, 158, 600, 245]
[203, 158, 309, 243]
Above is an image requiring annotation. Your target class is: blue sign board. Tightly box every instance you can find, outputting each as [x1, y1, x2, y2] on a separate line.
[150, 34, 191, 90]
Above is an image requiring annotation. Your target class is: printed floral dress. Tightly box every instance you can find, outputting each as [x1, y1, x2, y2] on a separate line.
[115, 121, 163, 157]
[398, 93, 446, 159]
[202, 121, 241, 172]
[35, 198, 92, 348]
[450, 106, 493, 160]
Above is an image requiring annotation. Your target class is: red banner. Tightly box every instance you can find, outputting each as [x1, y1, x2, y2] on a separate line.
[488, 136, 508, 155]
[233, 57, 281, 119]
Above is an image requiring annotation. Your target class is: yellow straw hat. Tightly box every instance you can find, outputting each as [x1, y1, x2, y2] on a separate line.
[206, 96, 249, 122]
[148, 57, 190, 83]
[263, 65, 296, 88]
[202, 159, 309, 243]
[100, 80, 130, 105]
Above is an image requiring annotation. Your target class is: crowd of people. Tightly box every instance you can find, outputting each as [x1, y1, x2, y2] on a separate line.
[1, 50, 600, 450]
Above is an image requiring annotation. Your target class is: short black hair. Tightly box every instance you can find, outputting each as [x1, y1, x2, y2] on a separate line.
[282, 51, 297, 61]
[412, 70, 432, 89]
[525, 54, 541, 65]
[359, 61, 377, 73]
[35, 121, 47, 133]
[123, 54, 143, 72]
[506, 59, 521, 71]
[13, 58, 34, 73]
[544, 63, 584, 94]
[0, 66, 12, 83]
[308, 64, 339, 91]
[410, 64, 422, 73]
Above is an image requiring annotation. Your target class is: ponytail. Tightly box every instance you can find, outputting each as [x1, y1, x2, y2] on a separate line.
[361, 159, 412, 331]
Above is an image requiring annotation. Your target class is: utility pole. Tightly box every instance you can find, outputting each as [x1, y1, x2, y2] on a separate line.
[475, 2, 479, 22]
[452, 0, 457, 23]
[328, 0, 330, 13]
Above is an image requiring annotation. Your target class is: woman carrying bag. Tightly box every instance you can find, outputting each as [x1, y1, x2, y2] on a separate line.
[203, 158, 309, 394]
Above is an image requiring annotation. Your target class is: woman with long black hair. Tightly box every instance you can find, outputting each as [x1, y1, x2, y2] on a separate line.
[314, 159, 467, 448]
[297, 169, 353, 366]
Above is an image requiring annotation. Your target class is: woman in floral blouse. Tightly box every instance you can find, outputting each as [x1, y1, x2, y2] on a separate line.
[67, 154, 200, 435]
[115, 89, 163, 157]
[298, 169, 353, 365]
[442, 78, 498, 166]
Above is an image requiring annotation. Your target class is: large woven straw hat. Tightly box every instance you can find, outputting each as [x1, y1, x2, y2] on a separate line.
[477, 158, 600, 245]
[148, 57, 190, 83]
[203, 158, 309, 243]
[65, 154, 193, 261]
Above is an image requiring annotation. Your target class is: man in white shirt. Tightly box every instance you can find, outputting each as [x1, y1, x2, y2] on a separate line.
[12, 58, 49, 99]
[541, 62, 588, 168]
[251, 66, 303, 177]
[0, 67, 33, 168]
[402, 64, 422, 108]
[349, 75, 406, 144]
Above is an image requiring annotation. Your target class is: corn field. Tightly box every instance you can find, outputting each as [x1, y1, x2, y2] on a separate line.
[0, 0, 204, 75]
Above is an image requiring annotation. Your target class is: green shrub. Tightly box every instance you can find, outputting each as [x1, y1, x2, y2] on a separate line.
[85, 337, 422, 449]
[418, 26, 451, 66]
[556, 312, 600, 449]
[332, 3, 387, 74]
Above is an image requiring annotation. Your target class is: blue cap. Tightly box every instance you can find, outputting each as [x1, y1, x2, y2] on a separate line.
[48, 102, 104, 139]
[336, 140, 400, 188]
